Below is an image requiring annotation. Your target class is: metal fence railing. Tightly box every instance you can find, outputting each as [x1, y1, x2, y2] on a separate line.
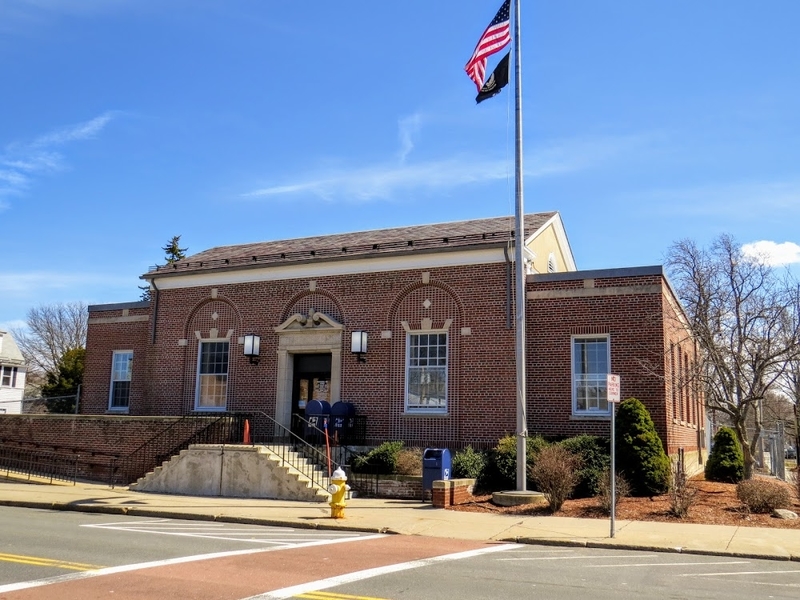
[110, 412, 250, 487]
[0, 444, 83, 485]
[248, 412, 343, 492]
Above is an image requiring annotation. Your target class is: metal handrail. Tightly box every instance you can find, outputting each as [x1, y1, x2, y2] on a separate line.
[111, 412, 250, 487]
[249, 411, 339, 492]
[0, 444, 82, 485]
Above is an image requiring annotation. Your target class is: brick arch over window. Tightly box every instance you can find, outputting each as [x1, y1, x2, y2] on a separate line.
[182, 298, 242, 413]
[388, 282, 463, 444]
[283, 292, 344, 325]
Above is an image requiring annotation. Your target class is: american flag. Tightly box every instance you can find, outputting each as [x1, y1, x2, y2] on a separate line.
[464, 0, 511, 91]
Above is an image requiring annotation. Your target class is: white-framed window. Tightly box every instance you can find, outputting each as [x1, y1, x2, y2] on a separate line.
[196, 340, 229, 411]
[109, 351, 133, 411]
[572, 335, 610, 415]
[1, 366, 18, 388]
[405, 331, 448, 413]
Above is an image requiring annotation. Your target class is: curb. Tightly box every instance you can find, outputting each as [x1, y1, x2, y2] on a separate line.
[1, 498, 796, 562]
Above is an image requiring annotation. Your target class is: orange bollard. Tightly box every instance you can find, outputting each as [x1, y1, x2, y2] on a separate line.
[243, 419, 251, 445]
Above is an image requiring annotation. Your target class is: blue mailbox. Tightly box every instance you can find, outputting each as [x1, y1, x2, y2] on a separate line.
[422, 448, 451, 498]
[304, 400, 331, 442]
[330, 401, 355, 443]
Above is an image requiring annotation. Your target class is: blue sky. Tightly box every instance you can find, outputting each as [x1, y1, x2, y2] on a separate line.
[2, 0, 800, 331]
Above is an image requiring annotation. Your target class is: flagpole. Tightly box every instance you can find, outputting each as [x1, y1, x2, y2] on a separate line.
[512, 0, 527, 492]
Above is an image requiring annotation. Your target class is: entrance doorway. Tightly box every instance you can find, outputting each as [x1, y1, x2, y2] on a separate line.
[291, 353, 332, 436]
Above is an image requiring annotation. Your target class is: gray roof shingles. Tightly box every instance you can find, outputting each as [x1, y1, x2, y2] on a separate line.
[145, 212, 556, 278]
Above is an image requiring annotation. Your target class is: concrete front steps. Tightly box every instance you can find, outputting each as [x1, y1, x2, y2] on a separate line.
[129, 444, 331, 502]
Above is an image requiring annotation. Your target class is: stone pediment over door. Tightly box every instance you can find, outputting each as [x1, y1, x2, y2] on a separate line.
[273, 309, 343, 429]
[273, 309, 344, 352]
[275, 309, 343, 333]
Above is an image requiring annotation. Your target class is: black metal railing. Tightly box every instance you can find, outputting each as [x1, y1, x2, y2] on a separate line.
[248, 411, 341, 492]
[110, 412, 250, 487]
[0, 444, 82, 485]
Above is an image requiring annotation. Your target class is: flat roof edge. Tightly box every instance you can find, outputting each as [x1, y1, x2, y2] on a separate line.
[532, 265, 663, 282]
[88, 301, 150, 313]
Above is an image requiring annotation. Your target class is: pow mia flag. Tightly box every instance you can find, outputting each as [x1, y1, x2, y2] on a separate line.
[475, 52, 510, 104]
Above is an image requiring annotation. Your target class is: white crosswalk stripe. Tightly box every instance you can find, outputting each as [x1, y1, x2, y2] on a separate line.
[82, 519, 368, 546]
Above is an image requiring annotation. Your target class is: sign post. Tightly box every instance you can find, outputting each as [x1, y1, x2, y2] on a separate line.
[607, 374, 621, 538]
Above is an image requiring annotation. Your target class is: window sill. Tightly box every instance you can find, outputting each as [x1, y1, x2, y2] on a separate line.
[403, 410, 449, 418]
[107, 408, 130, 415]
[570, 413, 611, 421]
[194, 407, 228, 413]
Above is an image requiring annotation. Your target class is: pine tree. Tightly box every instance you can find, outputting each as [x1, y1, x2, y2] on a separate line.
[162, 235, 187, 263]
[615, 397, 672, 496]
[41, 348, 85, 413]
[704, 427, 745, 483]
[140, 235, 188, 300]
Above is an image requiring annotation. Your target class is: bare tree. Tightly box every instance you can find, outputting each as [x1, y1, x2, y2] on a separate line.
[666, 235, 800, 479]
[775, 285, 800, 466]
[11, 302, 88, 376]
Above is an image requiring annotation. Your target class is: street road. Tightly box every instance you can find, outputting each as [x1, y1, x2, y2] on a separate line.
[1, 506, 800, 599]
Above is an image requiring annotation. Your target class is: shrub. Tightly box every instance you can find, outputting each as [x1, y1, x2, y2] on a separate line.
[452, 446, 487, 481]
[394, 447, 423, 476]
[736, 478, 792, 513]
[615, 397, 671, 496]
[529, 445, 581, 512]
[596, 467, 630, 515]
[351, 441, 404, 474]
[559, 435, 610, 498]
[487, 434, 549, 490]
[668, 458, 697, 518]
[704, 427, 744, 483]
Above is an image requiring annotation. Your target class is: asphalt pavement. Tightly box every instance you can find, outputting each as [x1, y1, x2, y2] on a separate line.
[1, 475, 798, 562]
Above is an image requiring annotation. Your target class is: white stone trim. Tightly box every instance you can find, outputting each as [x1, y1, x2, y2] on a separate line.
[150, 247, 508, 290]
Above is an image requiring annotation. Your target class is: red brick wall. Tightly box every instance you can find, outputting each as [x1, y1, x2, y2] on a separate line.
[83, 265, 701, 454]
[0, 414, 189, 457]
[83, 305, 151, 415]
[662, 289, 706, 455]
[85, 263, 520, 446]
[527, 274, 668, 443]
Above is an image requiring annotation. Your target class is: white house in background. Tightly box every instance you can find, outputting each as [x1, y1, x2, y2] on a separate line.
[0, 331, 26, 414]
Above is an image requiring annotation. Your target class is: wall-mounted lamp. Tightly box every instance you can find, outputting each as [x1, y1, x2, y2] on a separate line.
[243, 334, 261, 365]
[351, 331, 368, 363]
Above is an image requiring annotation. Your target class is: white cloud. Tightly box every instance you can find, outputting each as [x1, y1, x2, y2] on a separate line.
[397, 113, 422, 163]
[0, 112, 117, 200]
[31, 113, 115, 147]
[243, 158, 509, 202]
[242, 133, 650, 203]
[741, 240, 800, 266]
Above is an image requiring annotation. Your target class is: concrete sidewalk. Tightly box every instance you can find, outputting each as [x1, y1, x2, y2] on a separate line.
[1, 476, 798, 562]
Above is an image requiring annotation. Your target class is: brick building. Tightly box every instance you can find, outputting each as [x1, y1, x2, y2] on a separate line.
[83, 212, 704, 462]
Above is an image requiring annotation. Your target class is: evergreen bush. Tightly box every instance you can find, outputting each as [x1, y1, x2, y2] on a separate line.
[615, 397, 671, 496]
[559, 435, 610, 498]
[451, 446, 487, 481]
[704, 427, 744, 483]
[487, 434, 549, 490]
[351, 441, 404, 474]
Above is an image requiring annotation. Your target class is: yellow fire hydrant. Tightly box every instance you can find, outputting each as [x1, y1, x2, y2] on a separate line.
[327, 467, 350, 519]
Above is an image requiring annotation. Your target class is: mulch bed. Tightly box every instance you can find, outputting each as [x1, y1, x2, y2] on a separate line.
[447, 477, 800, 529]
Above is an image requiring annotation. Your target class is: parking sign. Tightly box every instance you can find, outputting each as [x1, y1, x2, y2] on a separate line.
[607, 374, 620, 403]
